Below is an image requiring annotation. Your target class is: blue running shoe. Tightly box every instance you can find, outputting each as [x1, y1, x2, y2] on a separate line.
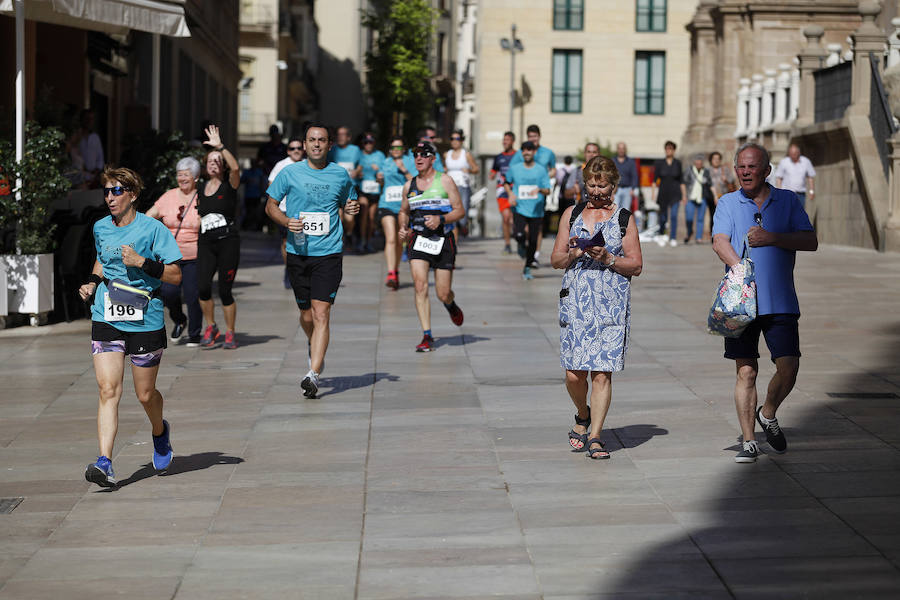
[85, 456, 117, 488]
[152, 420, 174, 472]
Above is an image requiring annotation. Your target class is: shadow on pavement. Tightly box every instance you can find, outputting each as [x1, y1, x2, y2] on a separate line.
[232, 334, 282, 347]
[320, 372, 400, 396]
[609, 423, 669, 452]
[434, 334, 490, 348]
[602, 325, 900, 597]
[101, 452, 245, 491]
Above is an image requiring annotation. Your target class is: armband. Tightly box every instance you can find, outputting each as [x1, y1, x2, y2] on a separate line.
[88, 274, 102, 286]
[141, 258, 165, 279]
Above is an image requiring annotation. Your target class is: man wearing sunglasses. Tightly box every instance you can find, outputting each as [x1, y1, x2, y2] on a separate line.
[404, 127, 445, 172]
[399, 141, 466, 352]
[268, 136, 306, 288]
[266, 124, 361, 398]
[712, 142, 817, 463]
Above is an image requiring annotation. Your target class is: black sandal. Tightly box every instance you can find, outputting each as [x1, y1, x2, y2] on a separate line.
[586, 438, 610, 459]
[568, 412, 591, 451]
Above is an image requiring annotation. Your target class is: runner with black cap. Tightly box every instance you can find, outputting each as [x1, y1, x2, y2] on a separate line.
[398, 141, 466, 352]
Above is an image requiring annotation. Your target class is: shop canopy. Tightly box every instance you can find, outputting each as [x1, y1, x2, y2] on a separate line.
[0, 0, 189, 36]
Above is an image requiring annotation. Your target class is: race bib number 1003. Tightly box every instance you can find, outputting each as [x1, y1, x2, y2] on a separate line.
[412, 235, 445, 256]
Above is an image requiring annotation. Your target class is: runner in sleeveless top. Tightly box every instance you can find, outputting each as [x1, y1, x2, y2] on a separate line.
[265, 124, 360, 398]
[444, 129, 479, 237]
[78, 166, 182, 487]
[197, 125, 241, 349]
[398, 141, 465, 352]
[491, 131, 516, 253]
[376, 135, 416, 290]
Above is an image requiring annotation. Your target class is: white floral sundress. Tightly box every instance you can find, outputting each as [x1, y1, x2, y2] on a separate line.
[559, 206, 631, 372]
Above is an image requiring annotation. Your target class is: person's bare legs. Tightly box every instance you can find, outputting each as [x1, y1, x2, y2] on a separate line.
[199, 298, 216, 328]
[132, 362, 164, 436]
[382, 215, 400, 273]
[410, 259, 432, 332]
[300, 299, 331, 373]
[565, 369, 590, 437]
[433, 268, 454, 306]
[501, 207, 513, 248]
[761, 356, 799, 420]
[222, 302, 236, 333]
[734, 358, 759, 443]
[93, 352, 125, 457]
[588, 371, 612, 452]
[357, 196, 370, 248]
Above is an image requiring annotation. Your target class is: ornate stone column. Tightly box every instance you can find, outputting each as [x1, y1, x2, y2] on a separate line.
[848, 0, 886, 117]
[795, 25, 826, 128]
[683, 0, 717, 149]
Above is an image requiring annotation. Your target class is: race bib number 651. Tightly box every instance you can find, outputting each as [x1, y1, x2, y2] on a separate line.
[299, 212, 330, 235]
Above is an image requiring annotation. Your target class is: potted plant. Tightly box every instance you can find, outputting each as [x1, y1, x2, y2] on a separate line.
[0, 122, 70, 323]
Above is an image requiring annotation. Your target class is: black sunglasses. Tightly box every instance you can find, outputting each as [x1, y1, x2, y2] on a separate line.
[413, 151, 434, 158]
[288, 145, 303, 151]
[754, 212, 762, 226]
[450, 136, 462, 141]
[103, 186, 129, 197]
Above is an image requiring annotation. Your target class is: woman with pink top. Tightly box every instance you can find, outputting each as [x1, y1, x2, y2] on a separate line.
[147, 157, 203, 345]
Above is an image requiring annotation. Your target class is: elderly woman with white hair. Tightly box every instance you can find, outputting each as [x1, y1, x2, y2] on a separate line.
[147, 156, 203, 345]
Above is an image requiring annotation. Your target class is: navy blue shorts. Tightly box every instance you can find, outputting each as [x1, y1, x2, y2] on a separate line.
[724, 314, 801, 362]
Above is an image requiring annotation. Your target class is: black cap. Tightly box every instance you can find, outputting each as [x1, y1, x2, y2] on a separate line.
[521, 141, 536, 150]
[363, 135, 376, 143]
[414, 141, 437, 155]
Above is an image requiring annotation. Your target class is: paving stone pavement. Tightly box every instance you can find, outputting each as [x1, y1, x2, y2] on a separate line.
[1, 232, 899, 599]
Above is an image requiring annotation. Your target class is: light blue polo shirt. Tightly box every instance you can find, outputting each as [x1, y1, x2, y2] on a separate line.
[327, 144, 362, 183]
[510, 145, 557, 173]
[506, 162, 551, 219]
[712, 186, 813, 315]
[91, 212, 182, 332]
[267, 161, 357, 256]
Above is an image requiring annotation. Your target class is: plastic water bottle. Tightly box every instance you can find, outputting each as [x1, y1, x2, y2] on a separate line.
[293, 229, 306, 246]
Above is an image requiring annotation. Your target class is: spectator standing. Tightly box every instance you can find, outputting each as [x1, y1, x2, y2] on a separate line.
[708, 151, 736, 222]
[682, 153, 713, 244]
[573, 142, 601, 204]
[775, 143, 816, 209]
[652, 140, 686, 247]
[613, 142, 638, 213]
[78, 109, 105, 188]
[712, 142, 818, 463]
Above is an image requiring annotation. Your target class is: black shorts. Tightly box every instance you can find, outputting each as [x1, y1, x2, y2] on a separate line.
[286, 252, 343, 310]
[407, 232, 457, 270]
[359, 192, 380, 205]
[376, 207, 399, 222]
[91, 321, 167, 354]
[724, 313, 801, 362]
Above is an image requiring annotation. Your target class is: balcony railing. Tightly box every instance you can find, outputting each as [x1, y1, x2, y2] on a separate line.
[813, 62, 852, 124]
[869, 54, 898, 179]
[735, 64, 799, 138]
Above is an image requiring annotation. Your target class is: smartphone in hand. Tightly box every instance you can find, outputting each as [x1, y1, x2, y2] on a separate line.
[572, 229, 606, 250]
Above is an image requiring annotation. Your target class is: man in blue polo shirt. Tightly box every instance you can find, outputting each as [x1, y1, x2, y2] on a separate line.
[266, 123, 360, 399]
[712, 142, 817, 463]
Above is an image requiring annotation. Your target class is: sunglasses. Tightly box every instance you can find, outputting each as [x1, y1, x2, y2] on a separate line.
[450, 137, 462, 141]
[413, 152, 434, 158]
[754, 212, 762, 226]
[288, 146, 303, 151]
[390, 145, 404, 150]
[103, 186, 129, 197]
[177, 204, 192, 221]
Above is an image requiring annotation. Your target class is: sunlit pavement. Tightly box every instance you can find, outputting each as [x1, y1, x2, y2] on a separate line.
[1, 231, 898, 599]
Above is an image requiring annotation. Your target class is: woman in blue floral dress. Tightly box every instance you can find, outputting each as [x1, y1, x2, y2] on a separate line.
[551, 156, 643, 459]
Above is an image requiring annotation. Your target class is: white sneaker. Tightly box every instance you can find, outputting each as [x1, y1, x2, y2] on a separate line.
[669, 239, 678, 247]
[655, 235, 667, 247]
[301, 370, 320, 399]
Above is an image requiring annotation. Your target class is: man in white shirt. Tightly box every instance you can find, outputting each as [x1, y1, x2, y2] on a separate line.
[268, 136, 305, 288]
[775, 144, 816, 209]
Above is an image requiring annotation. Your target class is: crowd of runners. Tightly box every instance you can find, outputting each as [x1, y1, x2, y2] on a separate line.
[78, 120, 815, 487]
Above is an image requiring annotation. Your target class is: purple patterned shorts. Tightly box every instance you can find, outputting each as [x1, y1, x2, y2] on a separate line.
[91, 340, 164, 367]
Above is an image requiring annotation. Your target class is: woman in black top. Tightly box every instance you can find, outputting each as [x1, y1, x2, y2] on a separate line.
[652, 140, 686, 247]
[197, 125, 241, 349]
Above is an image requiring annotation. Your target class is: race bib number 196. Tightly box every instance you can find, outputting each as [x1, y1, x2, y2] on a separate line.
[299, 212, 330, 235]
[103, 292, 142, 322]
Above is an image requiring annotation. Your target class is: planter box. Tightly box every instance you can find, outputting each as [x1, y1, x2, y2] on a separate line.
[3, 254, 54, 315]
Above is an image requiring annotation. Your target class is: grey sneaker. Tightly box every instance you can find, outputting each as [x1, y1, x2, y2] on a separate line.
[756, 407, 787, 453]
[735, 440, 760, 463]
[301, 370, 320, 399]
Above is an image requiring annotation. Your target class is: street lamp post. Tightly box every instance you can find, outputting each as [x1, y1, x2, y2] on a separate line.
[500, 24, 524, 134]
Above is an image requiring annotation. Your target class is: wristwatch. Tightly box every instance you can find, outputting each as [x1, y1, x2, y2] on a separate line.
[606, 256, 616, 268]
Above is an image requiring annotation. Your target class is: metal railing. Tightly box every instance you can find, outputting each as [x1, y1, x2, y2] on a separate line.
[869, 54, 897, 179]
[814, 62, 852, 123]
[238, 112, 277, 136]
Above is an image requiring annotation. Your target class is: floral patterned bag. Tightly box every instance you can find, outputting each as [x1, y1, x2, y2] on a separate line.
[707, 235, 757, 338]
